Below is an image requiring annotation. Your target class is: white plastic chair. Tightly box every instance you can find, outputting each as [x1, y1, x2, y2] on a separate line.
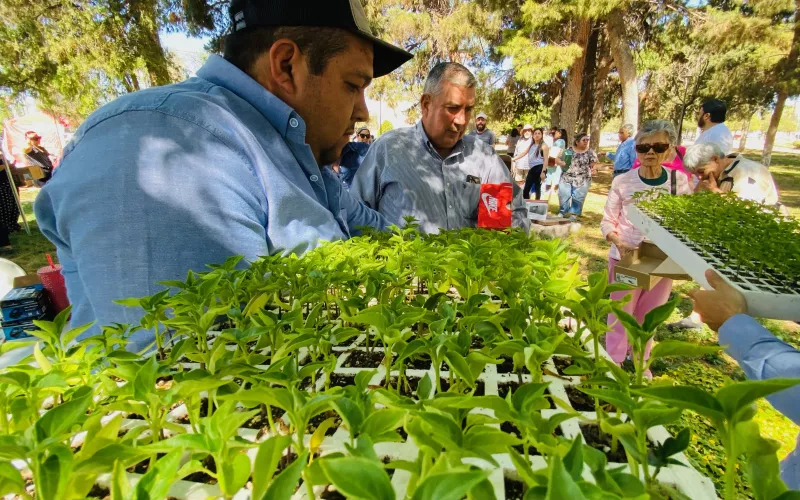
[0, 258, 26, 301]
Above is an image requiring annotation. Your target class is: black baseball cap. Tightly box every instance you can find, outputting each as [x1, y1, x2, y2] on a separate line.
[229, 0, 413, 77]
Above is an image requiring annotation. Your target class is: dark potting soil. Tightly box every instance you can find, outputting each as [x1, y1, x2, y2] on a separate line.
[395, 426, 409, 441]
[470, 336, 485, 349]
[504, 477, 526, 500]
[242, 406, 286, 429]
[497, 382, 555, 409]
[382, 376, 421, 397]
[128, 453, 166, 474]
[495, 355, 530, 374]
[551, 356, 575, 375]
[183, 455, 218, 485]
[342, 350, 387, 368]
[404, 355, 433, 370]
[500, 421, 563, 456]
[306, 410, 342, 436]
[328, 373, 356, 388]
[174, 398, 210, 425]
[581, 423, 627, 464]
[126, 413, 145, 420]
[565, 385, 597, 412]
[355, 336, 385, 348]
[87, 484, 110, 498]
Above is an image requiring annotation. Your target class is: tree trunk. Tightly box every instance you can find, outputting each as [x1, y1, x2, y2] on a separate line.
[607, 9, 639, 128]
[578, 24, 600, 134]
[762, 89, 787, 167]
[590, 33, 612, 151]
[739, 113, 752, 152]
[550, 80, 563, 127]
[762, 0, 799, 166]
[560, 18, 591, 141]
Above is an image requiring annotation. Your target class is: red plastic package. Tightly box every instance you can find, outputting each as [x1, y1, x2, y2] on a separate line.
[477, 183, 513, 229]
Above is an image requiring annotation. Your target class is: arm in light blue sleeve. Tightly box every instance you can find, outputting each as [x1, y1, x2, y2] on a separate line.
[339, 187, 391, 235]
[606, 151, 617, 161]
[615, 141, 636, 171]
[719, 314, 800, 425]
[35, 112, 269, 349]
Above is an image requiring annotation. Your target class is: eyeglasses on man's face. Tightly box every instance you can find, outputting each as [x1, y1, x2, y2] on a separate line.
[359, 133, 370, 139]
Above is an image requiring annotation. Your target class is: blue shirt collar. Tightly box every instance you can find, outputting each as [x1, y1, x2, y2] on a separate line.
[414, 121, 464, 161]
[196, 55, 307, 145]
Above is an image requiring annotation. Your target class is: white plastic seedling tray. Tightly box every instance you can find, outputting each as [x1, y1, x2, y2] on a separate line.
[628, 204, 800, 321]
[74, 334, 715, 499]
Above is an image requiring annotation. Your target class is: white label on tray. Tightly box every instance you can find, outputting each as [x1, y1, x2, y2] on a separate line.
[615, 273, 638, 286]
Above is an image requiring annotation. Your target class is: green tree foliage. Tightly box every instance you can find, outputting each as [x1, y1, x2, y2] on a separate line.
[0, 0, 179, 121]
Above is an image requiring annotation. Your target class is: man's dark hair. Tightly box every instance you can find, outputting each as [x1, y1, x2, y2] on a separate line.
[702, 99, 727, 123]
[509, 128, 520, 137]
[223, 26, 350, 76]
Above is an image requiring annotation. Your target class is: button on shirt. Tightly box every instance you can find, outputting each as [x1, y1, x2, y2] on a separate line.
[350, 122, 530, 234]
[695, 123, 734, 154]
[34, 54, 389, 350]
[606, 137, 635, 173]
[719, 314, 800, 489]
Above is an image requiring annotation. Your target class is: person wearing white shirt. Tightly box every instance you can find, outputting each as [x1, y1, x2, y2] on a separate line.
[694, 99, 733, 154]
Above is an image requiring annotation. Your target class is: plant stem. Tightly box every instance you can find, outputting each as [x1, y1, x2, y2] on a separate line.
[724, 426, 737, 500]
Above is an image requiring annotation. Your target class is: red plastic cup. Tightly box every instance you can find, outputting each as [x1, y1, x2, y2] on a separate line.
[37, 264, 70, 314]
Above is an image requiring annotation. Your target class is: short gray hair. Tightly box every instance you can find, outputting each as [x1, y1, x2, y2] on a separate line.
[422, 62, 476, 97]
[621, 123, 635, 134]
[635, 120, 677, 145]
[684, 143, 725, 173]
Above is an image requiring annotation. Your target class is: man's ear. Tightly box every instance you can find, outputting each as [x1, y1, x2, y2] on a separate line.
[420, 94, 431, 117]
[263, 39, 302, 97]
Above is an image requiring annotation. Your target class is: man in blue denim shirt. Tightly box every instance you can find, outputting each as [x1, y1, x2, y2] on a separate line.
[692, 270, 800, 489]
[34, 0, 412, 350]
[604, 124, 636, 177]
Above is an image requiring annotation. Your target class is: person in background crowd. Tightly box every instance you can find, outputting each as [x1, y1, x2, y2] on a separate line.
[506, 127, 520, 157]
[333, 139, 370, 189]
[631, 120, 689, 177]
[544, 126, 556, 147]
[468, 112, 496, 147]
[355, 126, 372, 144]
[520, 127, 548, 200]
[511, 124, 533, 184]
[603, 123, 636, 178]
[694, 98, 733, 154]
[35, 0, 410, 350]
[351, 62, 529, 234]
[684, 143, 782, 207]
[370, 134, 375, 143]
[0, 153, 20, 253]
[558, 133, 599, 220]
[691, 268, 800, 489]
[668, 142, 786, 331]
[601, 120, 693, 373]
[544, 129, 568, 199]
[23, 131, 54, 186]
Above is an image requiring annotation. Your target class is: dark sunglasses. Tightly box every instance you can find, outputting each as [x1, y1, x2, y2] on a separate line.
[358, 133, 370, 139]
[635, 143, 670, 154]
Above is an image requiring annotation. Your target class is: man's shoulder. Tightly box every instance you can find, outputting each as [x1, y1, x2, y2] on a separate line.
[371, 126, 416, 149]
[69, 77, 237, 145]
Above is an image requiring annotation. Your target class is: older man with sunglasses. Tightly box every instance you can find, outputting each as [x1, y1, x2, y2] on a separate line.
[601, 120, 693, 374]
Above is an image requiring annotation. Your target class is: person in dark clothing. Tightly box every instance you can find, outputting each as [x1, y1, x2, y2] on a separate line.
[335, 141, 370, 189]
[0, 154, 20, 251]
[23, 131, 54, 186]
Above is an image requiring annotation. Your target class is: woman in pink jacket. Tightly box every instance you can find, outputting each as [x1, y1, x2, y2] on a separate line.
[601, 120, 693, 374]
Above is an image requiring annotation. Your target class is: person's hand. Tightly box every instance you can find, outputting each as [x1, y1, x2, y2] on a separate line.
[689, 270, 747, 331]
[695, 172, 722, 193]
[617, 242, 637, 259]
[540, 171, 546, 180]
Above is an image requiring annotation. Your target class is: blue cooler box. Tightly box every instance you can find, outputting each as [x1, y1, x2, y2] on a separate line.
[0, 318, 40, 342]
[1, 285, 50, 322]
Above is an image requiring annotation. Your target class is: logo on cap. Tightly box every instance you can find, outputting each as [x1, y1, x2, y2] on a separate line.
[348, 0, 372, 34]
[234, 11, 246, 31]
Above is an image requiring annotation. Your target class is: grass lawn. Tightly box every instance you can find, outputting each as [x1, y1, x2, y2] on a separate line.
[3, 151, 800, 498]
[552, 149, 800, 498]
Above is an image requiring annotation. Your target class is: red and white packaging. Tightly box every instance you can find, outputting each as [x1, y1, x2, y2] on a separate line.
[477, 183, 513, 229]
